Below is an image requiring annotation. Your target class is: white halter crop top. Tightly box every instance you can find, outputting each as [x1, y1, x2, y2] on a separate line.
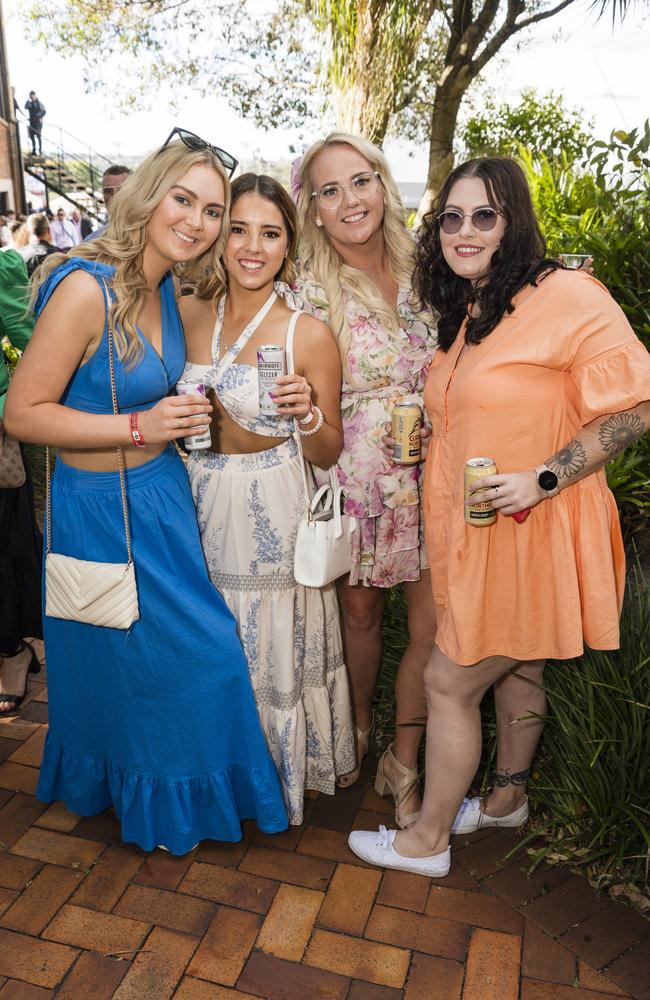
[181, 291, 300, 438]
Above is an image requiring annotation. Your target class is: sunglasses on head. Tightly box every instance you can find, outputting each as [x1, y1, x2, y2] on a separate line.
[436, 207, 504, 235]
[161, 127, 238, 178]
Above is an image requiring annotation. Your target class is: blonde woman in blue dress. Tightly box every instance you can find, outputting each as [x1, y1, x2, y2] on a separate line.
[180, 173, 354, 824]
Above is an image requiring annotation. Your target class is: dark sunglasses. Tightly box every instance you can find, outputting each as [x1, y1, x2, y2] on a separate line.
[161, 127, 238, 178]
[436, 207, 504, 235]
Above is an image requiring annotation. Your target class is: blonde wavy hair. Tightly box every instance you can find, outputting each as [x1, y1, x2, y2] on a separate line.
[31, 142, 231, 367]
[296, 133, 415, 386]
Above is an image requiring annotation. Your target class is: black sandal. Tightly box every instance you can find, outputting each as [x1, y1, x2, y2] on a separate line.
[0, 641, 41, 717]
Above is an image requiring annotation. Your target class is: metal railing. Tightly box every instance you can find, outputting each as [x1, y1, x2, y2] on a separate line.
[19, 117, 114, 220]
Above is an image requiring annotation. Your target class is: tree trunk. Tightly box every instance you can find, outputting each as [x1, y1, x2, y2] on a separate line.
[416, 73, 467, 221]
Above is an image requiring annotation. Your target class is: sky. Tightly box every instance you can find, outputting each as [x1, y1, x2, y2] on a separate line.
[4, 0, 649, 183]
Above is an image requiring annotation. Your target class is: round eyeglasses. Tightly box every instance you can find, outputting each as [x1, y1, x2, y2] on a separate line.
[436, 208, 504, 234]
[311, 171, 381, 211]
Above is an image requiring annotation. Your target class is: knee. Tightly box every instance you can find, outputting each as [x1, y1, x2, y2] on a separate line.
[340, 591, 383, 633]
[423, 658, 453, 706]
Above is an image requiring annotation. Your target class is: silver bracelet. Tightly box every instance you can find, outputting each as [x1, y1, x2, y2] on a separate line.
[297, 404, 324, 436]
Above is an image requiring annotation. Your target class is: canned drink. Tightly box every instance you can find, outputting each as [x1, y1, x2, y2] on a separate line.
[257, 345, 286, 416]
[464, 457, 497, 526]
[175, 379, 212, 451]
[392, 402, 422, 465]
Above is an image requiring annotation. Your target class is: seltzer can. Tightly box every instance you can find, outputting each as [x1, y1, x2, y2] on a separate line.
[464, 457, 497, 526]
[257, 345, 286, 416]
[175, 378, 212, 451]
[392, 402, 422, 465]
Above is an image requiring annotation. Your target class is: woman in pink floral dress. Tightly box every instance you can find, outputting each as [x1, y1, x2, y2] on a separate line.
[290, 133, 438, 826]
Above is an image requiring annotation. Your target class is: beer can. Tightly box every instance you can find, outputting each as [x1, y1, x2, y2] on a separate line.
[464, 457, 497, 526]
[391, 402, 422, 465]
[175, 379, 212, 451]
[257, 345, 286, 415]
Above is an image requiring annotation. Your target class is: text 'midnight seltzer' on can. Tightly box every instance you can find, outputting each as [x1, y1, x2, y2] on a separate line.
[175, 379, 212, 451]
[464, 457, 497, 526]
[257, 345, 286, 416]
[392, 401, 422, 465]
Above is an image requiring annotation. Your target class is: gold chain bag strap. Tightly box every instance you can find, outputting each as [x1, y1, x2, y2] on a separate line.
[44, 279, 139, 629]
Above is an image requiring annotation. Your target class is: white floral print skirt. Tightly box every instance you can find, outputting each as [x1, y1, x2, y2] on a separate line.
[188, 437, 355, 825]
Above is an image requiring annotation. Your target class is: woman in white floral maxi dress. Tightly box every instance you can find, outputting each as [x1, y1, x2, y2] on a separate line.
[180, 173, 354, 824]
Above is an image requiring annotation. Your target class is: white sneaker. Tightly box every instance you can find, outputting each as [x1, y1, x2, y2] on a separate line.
[452, 796, 529, 835]
[348, 825, 451, 877]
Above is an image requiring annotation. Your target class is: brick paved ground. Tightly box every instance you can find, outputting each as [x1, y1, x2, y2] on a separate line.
[0, 640, 648, 1000]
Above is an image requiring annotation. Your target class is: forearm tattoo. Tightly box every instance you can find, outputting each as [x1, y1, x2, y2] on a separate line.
[544, 439, 587, 479]
[598, 411, 646, 455]
[494, 768, 530, 788]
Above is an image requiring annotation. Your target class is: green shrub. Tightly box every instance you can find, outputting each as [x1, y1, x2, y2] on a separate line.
[525, 566, 650, 891]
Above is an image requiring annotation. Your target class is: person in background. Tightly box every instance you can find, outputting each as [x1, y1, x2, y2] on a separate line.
[0, 249, 42, 716]
[292, 134, 438, 829]
[102, 164, 132, 211]
[23, 214, 59, 276]
[79, 209, 94, 240]
[70, 209, 83, 244]
[24, 91, 46, 155]
[348, 156, 650, 877]
[1, 221, 30, 254]
[0, 216, 10, 248]
[180, 173, 354, 824]
[84, 165, 133, 242]
[5, 137, 288, 854]
[51, 209, 77, 251]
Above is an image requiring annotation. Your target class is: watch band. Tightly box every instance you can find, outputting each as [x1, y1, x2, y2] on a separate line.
[535, 464, 559, 497]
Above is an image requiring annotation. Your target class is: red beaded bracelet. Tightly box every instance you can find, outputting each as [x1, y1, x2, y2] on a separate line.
[129, 412, 145, 448]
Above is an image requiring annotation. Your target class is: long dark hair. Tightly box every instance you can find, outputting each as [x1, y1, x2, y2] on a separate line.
[415, 157, 560, 351]
[230, 173, 298, 283]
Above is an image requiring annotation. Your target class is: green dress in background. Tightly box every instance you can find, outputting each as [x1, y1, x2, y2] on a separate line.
[0, 249, 42, 644]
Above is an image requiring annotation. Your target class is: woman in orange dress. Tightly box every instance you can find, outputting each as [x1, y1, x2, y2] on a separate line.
[348, 156, 650, 876]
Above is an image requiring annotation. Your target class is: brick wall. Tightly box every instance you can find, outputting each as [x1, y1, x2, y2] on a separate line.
[0, 117, 17, 209]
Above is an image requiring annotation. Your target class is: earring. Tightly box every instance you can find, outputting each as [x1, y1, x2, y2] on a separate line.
[315, 219, 323, 228]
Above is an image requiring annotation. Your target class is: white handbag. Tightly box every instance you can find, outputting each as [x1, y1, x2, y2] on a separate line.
[286, 309, 358, 588]
[293, 465, 358, 587]
[44, 281, 139, 629]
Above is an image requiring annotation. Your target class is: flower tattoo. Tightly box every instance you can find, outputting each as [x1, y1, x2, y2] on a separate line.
[598, 412, 645, 454]
[545, 439, 588, 479]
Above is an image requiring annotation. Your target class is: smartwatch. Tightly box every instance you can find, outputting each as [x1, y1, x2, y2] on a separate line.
[535, 465, 559, 497]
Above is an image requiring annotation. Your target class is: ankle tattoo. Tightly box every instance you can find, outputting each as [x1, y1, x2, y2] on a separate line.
[493, 768, 530, 788]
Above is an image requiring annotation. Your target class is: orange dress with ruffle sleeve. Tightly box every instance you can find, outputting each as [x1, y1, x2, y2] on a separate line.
[423, 269, 650, 666]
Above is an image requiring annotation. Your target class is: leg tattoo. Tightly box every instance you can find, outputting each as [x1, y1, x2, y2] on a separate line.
[493, 768, 530, 788]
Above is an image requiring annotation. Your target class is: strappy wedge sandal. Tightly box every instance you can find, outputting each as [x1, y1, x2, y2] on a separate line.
[375, 743, 421, 829]
[337, 719, 374, 788]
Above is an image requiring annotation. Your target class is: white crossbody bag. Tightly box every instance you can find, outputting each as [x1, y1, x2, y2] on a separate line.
[44, 281, 139, 629]
[287, 311, 358, 588]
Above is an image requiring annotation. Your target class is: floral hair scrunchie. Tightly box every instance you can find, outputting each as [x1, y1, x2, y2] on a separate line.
[290, 155, 304, 204]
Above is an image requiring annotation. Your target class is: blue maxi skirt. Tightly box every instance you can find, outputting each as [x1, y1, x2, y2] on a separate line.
[37, 446, 288, 854]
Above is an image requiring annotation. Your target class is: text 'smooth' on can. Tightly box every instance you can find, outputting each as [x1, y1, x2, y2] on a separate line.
[175, 379, 212, 451]
[464, 457, 497, 526]
[257, 345, 286, 416]
[392, 402, 422, 465]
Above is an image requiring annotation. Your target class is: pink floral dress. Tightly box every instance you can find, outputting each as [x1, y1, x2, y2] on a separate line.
[288, 279, 438, 587]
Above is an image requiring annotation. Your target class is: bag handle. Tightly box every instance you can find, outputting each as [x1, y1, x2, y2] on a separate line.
[46, 278, 133, 564]
[286, 308, 340, 517]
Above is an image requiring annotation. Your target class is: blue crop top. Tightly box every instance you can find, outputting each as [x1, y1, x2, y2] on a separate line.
[34, 259, 185, 415]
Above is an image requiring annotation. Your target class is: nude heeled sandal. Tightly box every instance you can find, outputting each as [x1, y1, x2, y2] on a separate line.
[337, 719, 374, 788]
[375, 743, 421, 829]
